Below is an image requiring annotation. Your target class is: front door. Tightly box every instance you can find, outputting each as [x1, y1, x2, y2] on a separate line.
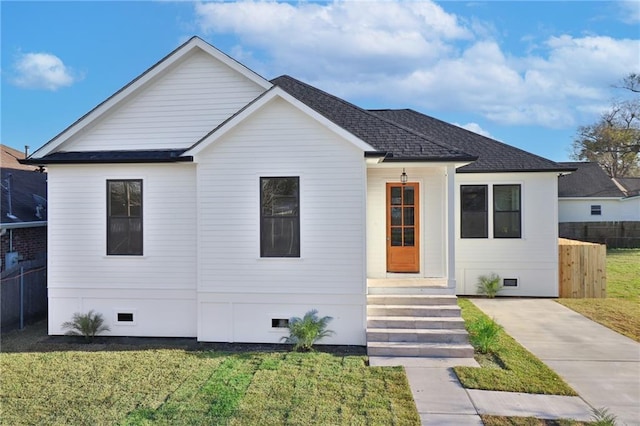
[386, 183, 420, 273]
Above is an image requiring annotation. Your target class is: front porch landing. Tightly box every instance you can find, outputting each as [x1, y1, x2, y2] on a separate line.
[367, 278, 454, 295]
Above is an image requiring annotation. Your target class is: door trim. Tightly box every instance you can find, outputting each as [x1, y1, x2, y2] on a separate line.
[386, 182, 420, 273]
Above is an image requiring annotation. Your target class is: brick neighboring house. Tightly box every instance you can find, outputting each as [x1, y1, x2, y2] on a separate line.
[1, 145, 47, 271]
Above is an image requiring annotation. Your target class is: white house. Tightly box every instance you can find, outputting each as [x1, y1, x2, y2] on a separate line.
[24, 37, 571, 354]
[558, 162, 640, 222]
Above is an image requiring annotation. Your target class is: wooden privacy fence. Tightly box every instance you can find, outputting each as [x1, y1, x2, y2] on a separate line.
[1, 258, 47, 331]
[559, 238, 606, 298]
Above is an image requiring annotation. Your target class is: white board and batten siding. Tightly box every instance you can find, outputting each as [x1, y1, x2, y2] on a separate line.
[47, 163, 198, 337]
[195, 98, 367, 345]
[366, 167, 448, 279]
[55, 50, 266, 152]
[455, 172, 560, 297]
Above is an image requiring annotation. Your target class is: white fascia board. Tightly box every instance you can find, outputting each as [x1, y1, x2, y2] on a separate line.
[367, 161, 468, 169]
[30, 37, 272, 159]
[184, 87, 376, 157]
[1, 221, 47, 230]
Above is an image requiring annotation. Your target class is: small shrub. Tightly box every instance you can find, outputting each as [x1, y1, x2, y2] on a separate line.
[590, 407, 617, 425]
[61, 310, 110, 342]
[468, 316, 503, 354]
[281, 309, 334, 352]
[477, 273, 502, 298]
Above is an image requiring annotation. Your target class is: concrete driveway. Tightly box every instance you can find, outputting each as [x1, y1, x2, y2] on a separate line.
[471, 298, 640, 426]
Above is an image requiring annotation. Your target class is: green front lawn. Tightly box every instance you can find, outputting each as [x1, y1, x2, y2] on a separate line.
[557, 248, 640, 341]
[0, 332, 419, 425]
[453, 299, 576, 396]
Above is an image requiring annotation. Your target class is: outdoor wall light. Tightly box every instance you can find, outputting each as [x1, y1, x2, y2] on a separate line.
[400, 168, 408, 185]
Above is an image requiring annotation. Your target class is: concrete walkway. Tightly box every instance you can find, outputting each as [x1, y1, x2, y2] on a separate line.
[370, 357, 593, 425]
[371, 298, 640, 425]
[472, 298, 640, 426]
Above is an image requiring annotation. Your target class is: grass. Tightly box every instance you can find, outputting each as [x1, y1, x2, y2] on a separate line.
[0, 324, 419, 425]
[557, 248, 640, 342]
[453, 298, 576, 396]
[481, 416, 592, 426]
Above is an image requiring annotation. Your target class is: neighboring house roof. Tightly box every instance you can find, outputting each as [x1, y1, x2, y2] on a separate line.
[558, 162, 626, 198]
[271, 75, 477, 162]
[1, 145, 47, 226]
[614, 177, 640, 197]
[369, 109, 570, 173]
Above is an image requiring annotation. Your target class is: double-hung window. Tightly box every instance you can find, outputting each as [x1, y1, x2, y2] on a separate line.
[493, 185, 521, 238]
[107, 180, 143, 255]
[260, 177, 300, 257]
[461, 185, 488, 238]
[461, 184, 521, 239]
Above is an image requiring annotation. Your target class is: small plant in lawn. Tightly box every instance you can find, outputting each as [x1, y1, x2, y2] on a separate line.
[281, 309, 334, 352]
[477, 273, 502, 298]
[590, 407, 618, 425]
[468, 316, 503, 354]
[61, 310, 110, 342]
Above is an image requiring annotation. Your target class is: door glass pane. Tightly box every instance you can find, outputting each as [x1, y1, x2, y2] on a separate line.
[391, 207, 402, 226]
[403, 207, 414, 226]
[404, 228, 415, 246]
[391, 228, 402, 246]
[391, 187, 402, 205]
[403, 187, 414, 205]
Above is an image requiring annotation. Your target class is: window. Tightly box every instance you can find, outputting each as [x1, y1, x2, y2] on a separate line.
[461, 185, 488, 238]
[591, 205, 602, 216]
[494, 185, 521, 238]
[260, 177, 300, 257]
[107, 180, 143, 255]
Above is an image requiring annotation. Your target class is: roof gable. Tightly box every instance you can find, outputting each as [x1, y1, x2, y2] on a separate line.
[558, 162, 625, 197]
[184, 86, 376, 157]
[30, 37, 272, 158]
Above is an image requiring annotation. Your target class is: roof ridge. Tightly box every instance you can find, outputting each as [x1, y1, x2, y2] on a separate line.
[272, 76, 474, 159]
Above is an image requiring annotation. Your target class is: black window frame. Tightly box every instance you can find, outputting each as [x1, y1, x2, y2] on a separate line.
[493, 184, 521, 239]
[107, 179, 143, 256]
[260, 177, 300, 258]
[460, 185, 488, 238]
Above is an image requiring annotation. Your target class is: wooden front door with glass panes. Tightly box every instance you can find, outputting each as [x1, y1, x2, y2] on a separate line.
[386, 183, 420, 273]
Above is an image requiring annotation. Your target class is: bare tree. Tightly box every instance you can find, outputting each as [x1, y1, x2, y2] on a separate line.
[572, 73, 640, 177]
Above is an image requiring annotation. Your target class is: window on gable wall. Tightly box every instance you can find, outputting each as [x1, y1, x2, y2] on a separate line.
[260, 177, 300, 257]
[107, 180, 143, 255]
[494, 185, 521, 238]
[461, 185, 488, 238]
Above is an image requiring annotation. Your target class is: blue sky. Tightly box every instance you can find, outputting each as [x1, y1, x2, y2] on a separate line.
[2, 1, 639, 162]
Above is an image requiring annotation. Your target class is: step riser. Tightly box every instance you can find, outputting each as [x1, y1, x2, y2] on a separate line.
[367, 332, 469, 344]
[367, 306, 460, 317]
[367, 296, 458, 306]
[368, 287, 454, 295]
[366, 319, 465, 329]
[367, 346, 474, 358]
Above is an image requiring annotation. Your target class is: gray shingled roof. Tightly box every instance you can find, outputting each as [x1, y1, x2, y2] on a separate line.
[271, 76, 477, 162]
[558, 162, 625, 197]
[615, 177, 640, 197]
[368, 109, 569, 173]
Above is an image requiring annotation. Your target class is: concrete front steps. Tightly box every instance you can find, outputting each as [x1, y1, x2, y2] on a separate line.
[366, 294, 474, 358]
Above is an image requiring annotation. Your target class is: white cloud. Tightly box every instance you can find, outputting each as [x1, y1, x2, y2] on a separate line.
[455, 122, 492, 138]
[193, 1, 640, 129]
[618, 1, 640, 24]
[12, 52, 80, 91]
